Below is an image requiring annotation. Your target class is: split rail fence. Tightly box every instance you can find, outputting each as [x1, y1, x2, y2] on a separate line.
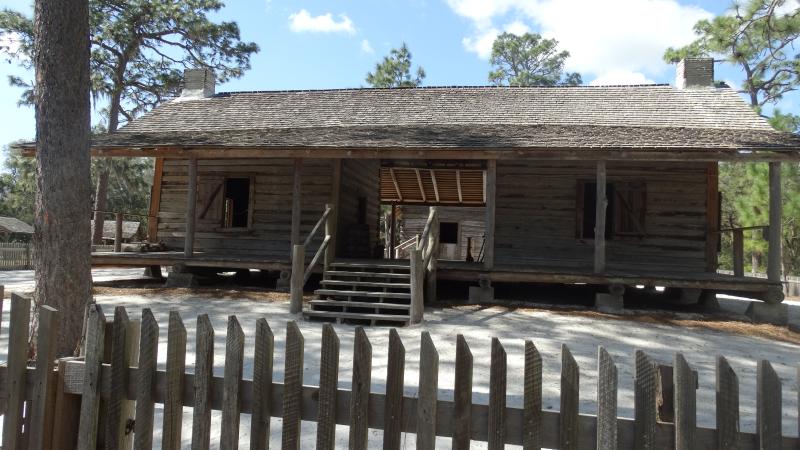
[0, 293, 798, 449]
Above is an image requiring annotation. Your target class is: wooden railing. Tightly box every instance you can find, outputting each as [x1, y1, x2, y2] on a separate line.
[0, 242, 33, 270]
[720, 225, 769, 277]
[290, 204, 334, 314]
[393, 235, 418, 258]
[1, 297, 798, 449]
[410, 207, 438, 323]
[92, 209, 154, 250]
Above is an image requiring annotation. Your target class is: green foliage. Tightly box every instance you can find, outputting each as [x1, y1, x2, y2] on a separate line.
[489, 32, 582, 87]
[768, 109, 800, 133]
[0, 146, 36, 224]
[1, 0, 259, 130]
[663, 0, 799, 107]
[366, 43, 425, 88]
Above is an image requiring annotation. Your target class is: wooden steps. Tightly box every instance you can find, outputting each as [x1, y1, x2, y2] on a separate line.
[304, 260, 413, 325]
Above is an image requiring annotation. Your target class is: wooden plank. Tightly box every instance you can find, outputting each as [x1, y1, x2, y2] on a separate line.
[51, 358, 81, 450]
[328, 159, 341, 262]
[390, 167, 403, 201]
[383, 328, 405, 450]
[417, 331, 439, 450]
[757, 359, 781, 450]
[705, 162, 719, 272]
[28, 305, 59, 450]
[290, 244, 305, 314]
[634, 350, 657, 450]
[104, 307, 130, 450]
[416, 168, 427, 202]
[350, 326, 373, 450]
[250, 318, 274, 450]
[147, 157, 164, 241]
[673, 353, 696, 450]
[431, 169, 440, 202]
[317, 324, 340, 450]
[291, 158, 303, 247]
[114, 213, 124, 252]
[163, 311, 187, 450]
[715, 356, 739, 450]
[191, 314, 215, 450]
[134, 308, 159, 450]
[484, 160, 496, 269]
[282, 321, 305, 450]
[390, 203, 397, 258]
[185, 157, 198, 257]
[560, 344, 579, 450]
[523, 340, 542, 450]
[77, 304, 107, 450]
[767, 162, 782, 282]
[488, 337, 506, 450]
[221, 315, 245, 450]
[456, 169, 463, 202]
[410, 248, 424, 324]
[594, 160, 607, 273]
[452, 334, 473, 450]
[597, 346, 617, 450]
[733, 229, 744, 277]
[3, 293, 30, 450]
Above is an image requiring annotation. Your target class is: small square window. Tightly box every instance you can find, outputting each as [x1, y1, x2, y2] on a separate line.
[439, 222, 459, 244]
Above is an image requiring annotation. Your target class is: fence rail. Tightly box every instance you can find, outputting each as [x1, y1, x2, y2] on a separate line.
[0, 294, 798, 449]
[0, 243, 33, 270]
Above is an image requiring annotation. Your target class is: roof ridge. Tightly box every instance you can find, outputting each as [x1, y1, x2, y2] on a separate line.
[213, 84, 673, 96]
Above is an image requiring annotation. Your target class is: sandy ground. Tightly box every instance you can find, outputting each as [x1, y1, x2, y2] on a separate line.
[0, 269, 798, 448]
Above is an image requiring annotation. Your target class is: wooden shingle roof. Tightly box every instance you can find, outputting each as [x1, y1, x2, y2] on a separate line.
[0, 217, 33, 234]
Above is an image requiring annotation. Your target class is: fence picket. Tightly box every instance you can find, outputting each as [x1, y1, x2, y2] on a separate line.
[383, 328, 405, 450]
[29, 305, 59, 450]
[674, 353, 696, 450]
[163, 311, 187, 450]
[488, 337, 507, 450]
[105, 306, 130, 450]
[191, 314, 215, 450]
[251, 318, 275, 450]
[715, 356, 739, 449]
[350, 326, 373, 450]
[417, 331, 439, 450]
[634, 350, 657, 450]
[134, 308, 159, 450]
[452, 334, 473, 450]
[757, 359, 782, 450]
[77, 303, 107, 450]
[317, 323, 341, 450]
[597, 346, 617, 450]
[522, 340, 542, 450]
[282, 321, 305, 450]
[221, 315, 245, 450]
[2, 293, 30, 450]
[560, 344, 579, 450]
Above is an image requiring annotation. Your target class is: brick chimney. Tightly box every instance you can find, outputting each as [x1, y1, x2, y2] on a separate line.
[181, 68, 215, 98]
[675, 58, 714, 89]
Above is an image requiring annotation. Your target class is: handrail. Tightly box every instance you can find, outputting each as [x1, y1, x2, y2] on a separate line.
[303, 207, 332, 247]
[394, 236, 418, 252]
[304, 235, 331, 284]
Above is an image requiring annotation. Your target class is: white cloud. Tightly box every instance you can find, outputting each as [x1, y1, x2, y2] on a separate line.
[462, 21, 532, 59]
[776, 0, 799, 16]
[448, 0, 713, 82]
[589, 70, 655, 86]
[360, 39, 374, 54]
[0, 32, 22, 56]
[288, 9, 355, 34]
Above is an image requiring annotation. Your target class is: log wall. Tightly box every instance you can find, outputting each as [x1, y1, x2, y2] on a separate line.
[157, 158, 334, 261]
[495, 161, 710, 273]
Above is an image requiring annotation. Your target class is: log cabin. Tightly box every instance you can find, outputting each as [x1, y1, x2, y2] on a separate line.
[21, 58, 800, 324]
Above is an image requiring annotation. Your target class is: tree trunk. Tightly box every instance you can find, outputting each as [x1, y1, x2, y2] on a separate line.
[91, 169, 109, 244]
[34, 0, 92, 357]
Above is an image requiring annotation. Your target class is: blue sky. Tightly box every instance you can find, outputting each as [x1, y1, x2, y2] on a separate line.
[0, 0, 798, 159]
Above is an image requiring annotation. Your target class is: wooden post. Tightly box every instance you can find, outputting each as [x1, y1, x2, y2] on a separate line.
[410, 248, 424, 324]
[594, 161, 608, 274]
[291, 158, 303, 249]
[767, 162, 782, 282]
[114, 213, 123, 253]
[184, 157, 197, 257]
[733, 229, 744, 277]
[290, 244, 304, 314]
[29, 306, 59, 450]
[484, 159, 496, 269]
[147, 157, 164, 242]
[389, 203, 397, 259]
[324, 203, 335, 272]
[3, 294, 31, 450]
[426, 207, 438, 303]
[329, 159, 341, 261]
[706, 162, 720, 272]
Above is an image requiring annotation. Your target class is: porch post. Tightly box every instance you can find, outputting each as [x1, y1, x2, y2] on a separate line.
[767, 162, 782, 282]
[291, 158, 303, 249]
[327, 159, 341, 264]
[390, 203, 397, 259]
[594, 161, 607, 274]
[483, 159, 496, 269]
[184, 157, 197, 257]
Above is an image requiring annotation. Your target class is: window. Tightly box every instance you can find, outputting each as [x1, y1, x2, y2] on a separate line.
[223, 177, 251, 228]
[439, 222, 459, 244]
[577, 181, 646, 239]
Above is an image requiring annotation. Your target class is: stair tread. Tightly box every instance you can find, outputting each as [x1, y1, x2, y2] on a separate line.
[321, 280, 411, 289]
[325, 270, 411, 279]
[309, 299, 410, 310]
[331, 261, 410, 270]
[314, 289, 411, 299]
[304, 310, 410, 322]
